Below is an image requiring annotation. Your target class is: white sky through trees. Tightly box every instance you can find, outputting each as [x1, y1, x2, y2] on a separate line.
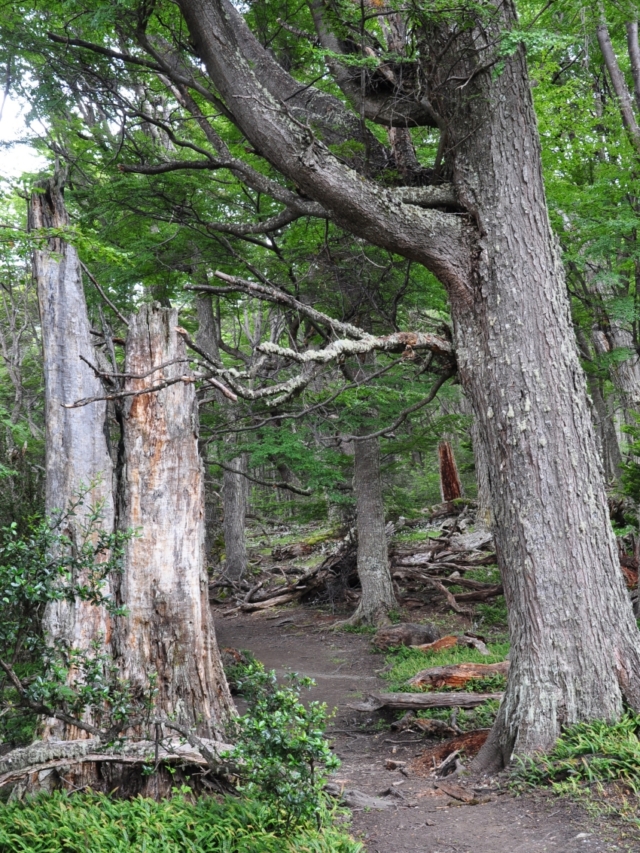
[0, 97, 47, 179]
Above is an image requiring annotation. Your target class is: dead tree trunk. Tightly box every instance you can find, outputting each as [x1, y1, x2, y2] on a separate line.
[29, 173, 115, 740]
[115, 303, 234, 738]
[438, 441, 462, 502]
[195, 293, 248, 580]
[347, 435, 397, 626]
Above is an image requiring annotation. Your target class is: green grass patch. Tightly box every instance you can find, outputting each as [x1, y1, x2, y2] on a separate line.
[382, 641, 510, 693]
[415, 698, 502, 732]
[513, 713, 640, 795]
[0, 792, 362, 853]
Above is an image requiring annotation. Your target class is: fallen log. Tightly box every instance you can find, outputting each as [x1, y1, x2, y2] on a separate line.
[407, 661, 509, 690]
[0, 736, 234, 790]
[348, 691, 503, 712]
[410, 635, 459, 653]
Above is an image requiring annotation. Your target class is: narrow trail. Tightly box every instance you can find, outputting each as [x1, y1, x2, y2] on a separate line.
[215, 607, 635, 853]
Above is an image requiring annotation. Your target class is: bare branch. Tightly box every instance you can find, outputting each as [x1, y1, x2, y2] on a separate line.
[347, 369, 455, 441]
[210, 460, 312, 495]
[80, 262, 129, 327]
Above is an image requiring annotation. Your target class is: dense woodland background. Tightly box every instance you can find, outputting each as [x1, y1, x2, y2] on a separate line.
[0, 0, 639, 845]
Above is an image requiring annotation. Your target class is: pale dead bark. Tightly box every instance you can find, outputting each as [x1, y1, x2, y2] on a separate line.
[115, 303, 234, 738]
[597, 18, 640, 154]
[29, 173, 115, 740]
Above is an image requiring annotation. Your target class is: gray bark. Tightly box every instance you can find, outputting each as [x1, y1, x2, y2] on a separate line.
[222, 454, 248, 581]
[597, 18, 640, 154]
[348, 436, 397, 626]
[29, 174, 115, 740]
[195, 293, 248, 580]
[175, 0, 640, 763]
[115, 303, 234, 738]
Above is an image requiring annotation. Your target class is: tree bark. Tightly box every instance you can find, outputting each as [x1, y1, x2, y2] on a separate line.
[115, 303, 234, 738]
[222, 453, 248, 581]
[348, 436, 397, 626]
[175, 0, 640, 763]
[438, 441, 462, 502]
[195, 293, 248, 580]
[438, 15, 640, 765]
[29, 173, 116, 740]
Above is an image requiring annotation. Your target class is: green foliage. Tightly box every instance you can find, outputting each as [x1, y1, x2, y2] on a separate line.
[513, 713, 640, 795]
[382, 641, 510, 693]
[0, 791, 362, 853]
[227, 662, 340, 828]
[415, 698, 502, 732]
[0, 489, 138, 745]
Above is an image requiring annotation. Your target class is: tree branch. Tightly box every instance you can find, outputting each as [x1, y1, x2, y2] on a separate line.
[210, 460, 312, 495]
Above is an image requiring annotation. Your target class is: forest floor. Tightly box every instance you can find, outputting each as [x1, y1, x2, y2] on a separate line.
[215, 605, 640, 853]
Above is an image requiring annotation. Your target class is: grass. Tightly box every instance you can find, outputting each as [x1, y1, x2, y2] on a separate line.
[382, 641, 510, 693]
[0, 792, 363, 853]
[513, 713, 640, 794]
[382, 639, 510, 733]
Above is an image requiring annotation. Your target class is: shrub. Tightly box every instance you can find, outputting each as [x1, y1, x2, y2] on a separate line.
[228, 662, 340, 828]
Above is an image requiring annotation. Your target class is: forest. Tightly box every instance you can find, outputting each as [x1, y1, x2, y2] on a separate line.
[0, 0, 640, 850]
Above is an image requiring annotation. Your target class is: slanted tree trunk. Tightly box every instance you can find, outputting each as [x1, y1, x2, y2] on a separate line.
[29, 173, 115, 741]
[115, 303, 234, 738]
[348, 436, 397, 626]
[195, 293, 248, 580]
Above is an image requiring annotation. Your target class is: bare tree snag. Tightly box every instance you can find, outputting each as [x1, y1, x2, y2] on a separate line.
[115, 303, 234, 738]
[29, 173, 115, 740]
[438, 441, 463, 502]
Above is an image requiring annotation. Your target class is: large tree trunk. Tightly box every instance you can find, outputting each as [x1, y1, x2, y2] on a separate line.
[115, 303, 234, 738]
[348, 436, 397, 626]
[29, 173, 115, 741]
[436, 13, 640, 765]
[177, 0, 640, 763]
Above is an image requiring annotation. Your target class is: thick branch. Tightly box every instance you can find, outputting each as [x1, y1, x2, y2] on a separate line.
[177, 0, 473, 298]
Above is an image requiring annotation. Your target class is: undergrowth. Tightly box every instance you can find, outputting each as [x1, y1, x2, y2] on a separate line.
[513, 713, 640, 795]
[382, 641, 510, 692]
[0, 791, 362, 853]
[383, 640, 510, 732]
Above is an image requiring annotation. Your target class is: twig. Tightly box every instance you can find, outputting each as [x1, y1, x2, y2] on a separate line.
[80, 262, 129, 326]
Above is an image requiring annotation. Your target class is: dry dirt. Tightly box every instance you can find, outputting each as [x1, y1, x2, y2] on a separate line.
[214, 606, 640, 853]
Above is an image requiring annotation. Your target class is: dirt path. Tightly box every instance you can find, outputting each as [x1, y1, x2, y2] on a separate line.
[215, 606, 639, 853]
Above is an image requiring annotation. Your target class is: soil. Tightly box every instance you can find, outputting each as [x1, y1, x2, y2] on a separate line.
[214, 605, 640, 853]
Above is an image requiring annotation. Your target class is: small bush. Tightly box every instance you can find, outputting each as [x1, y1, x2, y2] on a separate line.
[0, 791, 362, 853]
[228, 662, 340, 828]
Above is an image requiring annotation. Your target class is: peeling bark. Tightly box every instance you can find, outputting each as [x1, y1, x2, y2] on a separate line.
[115, 303, 234, 738]
[29, 173, 115, 740]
